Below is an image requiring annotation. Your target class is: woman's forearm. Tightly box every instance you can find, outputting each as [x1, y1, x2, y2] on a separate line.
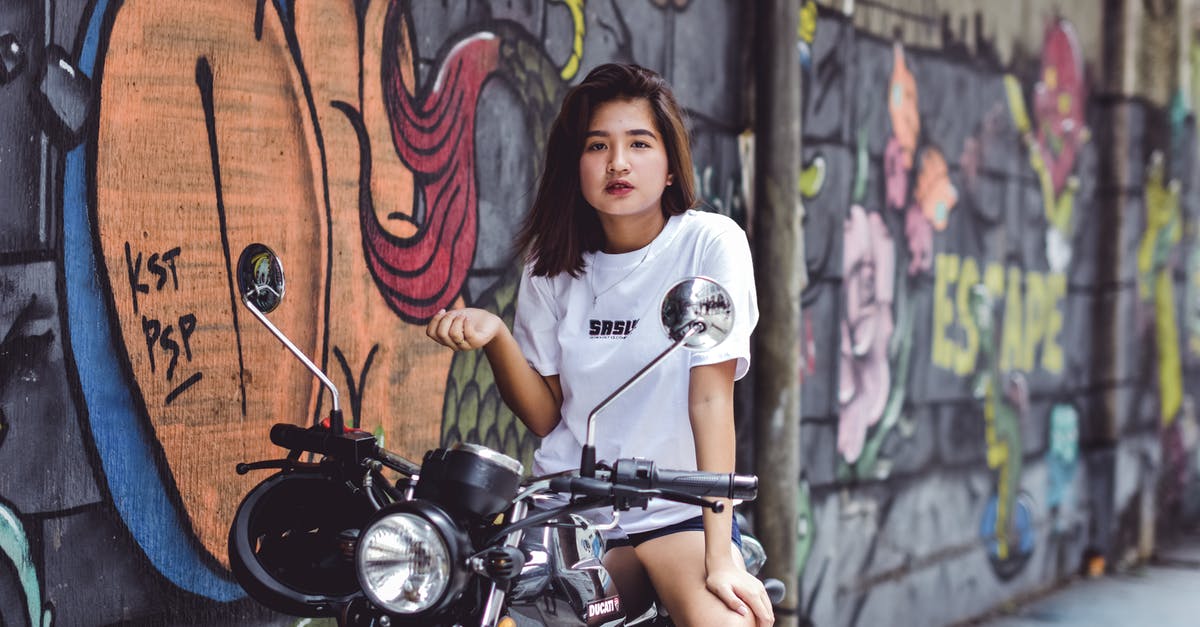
[689, 359, 739, 569]
[484, 326, 562, 437]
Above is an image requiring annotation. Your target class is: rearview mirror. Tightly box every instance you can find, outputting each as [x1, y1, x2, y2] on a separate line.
[660, 276, 734, 350]
[236, 243, 286, 314]
[234, 243, 343, 422]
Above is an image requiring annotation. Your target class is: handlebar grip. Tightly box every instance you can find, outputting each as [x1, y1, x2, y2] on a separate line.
[377, 448, 422, 476]
[270, 423, 423, 477]
[548, 476, 573, 493]
[269, 423, 385, 469]
[651, 468, 758, 501]
[270, 423, 330, 454]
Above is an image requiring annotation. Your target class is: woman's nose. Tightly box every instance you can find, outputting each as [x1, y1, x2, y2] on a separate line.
[607, 150, 630, 174]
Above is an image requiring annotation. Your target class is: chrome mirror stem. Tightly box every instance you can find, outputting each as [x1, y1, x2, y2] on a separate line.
[241, 295, 341, 414]
[580, 322, 701, 477]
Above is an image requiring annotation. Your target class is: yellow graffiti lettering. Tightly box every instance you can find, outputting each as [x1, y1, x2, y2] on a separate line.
[932, 254, 1066, 376]
[955, 257, 980, 376]
[984, 263, 1005, 299]
[933, 253, 959, 370]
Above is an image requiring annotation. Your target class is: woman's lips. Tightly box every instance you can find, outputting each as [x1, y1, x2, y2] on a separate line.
[605, 180, 633, 195]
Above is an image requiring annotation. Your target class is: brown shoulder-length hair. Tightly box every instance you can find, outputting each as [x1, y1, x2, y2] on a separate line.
[515, 63, 697, 277]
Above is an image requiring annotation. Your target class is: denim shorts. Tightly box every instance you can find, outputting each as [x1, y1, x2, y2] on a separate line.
[608, 514, 742, 549]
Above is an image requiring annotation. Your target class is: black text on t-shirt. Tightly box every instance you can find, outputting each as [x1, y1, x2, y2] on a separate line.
[588, 318, 638, 338]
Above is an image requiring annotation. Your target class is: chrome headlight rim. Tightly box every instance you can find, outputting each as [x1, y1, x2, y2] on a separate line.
[354, 501, 468, 616]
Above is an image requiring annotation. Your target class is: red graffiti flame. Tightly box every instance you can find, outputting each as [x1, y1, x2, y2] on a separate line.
[368, 4, 500, 323]
[1034, 19, 1087, 195]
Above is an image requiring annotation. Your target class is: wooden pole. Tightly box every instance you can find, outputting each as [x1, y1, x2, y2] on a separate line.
[752, 0, 804, 624]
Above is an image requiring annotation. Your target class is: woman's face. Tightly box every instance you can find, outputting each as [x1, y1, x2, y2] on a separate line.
[578, 98, 672, 222]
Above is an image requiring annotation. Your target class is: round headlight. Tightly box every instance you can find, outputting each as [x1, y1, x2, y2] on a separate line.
[356, 513, 451, 614]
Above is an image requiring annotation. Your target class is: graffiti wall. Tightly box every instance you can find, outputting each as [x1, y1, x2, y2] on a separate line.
[0, 0, 747, 623]
[3, 0, 1199, 625]
[794, 3, 1200, 626]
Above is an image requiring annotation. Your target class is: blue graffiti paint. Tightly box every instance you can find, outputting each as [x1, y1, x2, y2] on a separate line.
[979, 493, 1036, 580]
[63, 0, 242, 602]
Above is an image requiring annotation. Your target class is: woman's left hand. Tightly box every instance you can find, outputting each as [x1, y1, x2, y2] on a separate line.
[425, 307, 504, 352]
[706, 565, 775, 625]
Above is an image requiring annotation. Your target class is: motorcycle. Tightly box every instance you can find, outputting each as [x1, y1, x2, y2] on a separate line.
[227, 243, 783, 626]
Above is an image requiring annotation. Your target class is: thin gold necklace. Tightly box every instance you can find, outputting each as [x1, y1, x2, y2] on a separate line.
[589, 246, 652, 306]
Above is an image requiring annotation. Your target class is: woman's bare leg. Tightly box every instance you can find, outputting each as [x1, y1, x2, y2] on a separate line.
[633, 531, 758, 627]
[602, 544, 654, 619]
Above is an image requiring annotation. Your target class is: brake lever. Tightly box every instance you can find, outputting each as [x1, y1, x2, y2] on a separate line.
[234, 459, 296, 475]
[650, 488, 725, 513]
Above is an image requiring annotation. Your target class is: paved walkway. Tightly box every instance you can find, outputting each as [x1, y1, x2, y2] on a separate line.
[976, 530, 1200, 626]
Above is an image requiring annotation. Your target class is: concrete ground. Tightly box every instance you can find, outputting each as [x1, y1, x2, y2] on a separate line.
[974, 530, 1200, 627]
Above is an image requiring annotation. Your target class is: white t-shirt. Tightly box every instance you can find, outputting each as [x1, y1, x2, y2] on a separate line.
[513, 209, 759, 534]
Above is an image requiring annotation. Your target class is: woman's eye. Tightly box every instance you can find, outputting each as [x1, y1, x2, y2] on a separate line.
[586, 142, 606, 151]
[632, 140, 650, 148]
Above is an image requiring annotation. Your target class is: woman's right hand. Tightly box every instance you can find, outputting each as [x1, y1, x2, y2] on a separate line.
[426, 308, 505, 352]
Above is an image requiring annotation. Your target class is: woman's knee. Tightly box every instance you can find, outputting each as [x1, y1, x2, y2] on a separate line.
[672, 604, 757, 627]
[632, 533, 758, 627]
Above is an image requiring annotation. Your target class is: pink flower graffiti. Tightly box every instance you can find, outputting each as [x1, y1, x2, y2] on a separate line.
[839, 206, 896, 462]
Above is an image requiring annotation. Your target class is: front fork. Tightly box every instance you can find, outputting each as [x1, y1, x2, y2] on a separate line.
[478, 499, 529, 627]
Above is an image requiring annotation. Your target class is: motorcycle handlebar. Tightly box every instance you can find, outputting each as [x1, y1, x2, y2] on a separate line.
[548, 475, 609, 497]
[376, 447, 422, 476]
[548, 461, 758, 502]
[269, 423, 333, 453]
[651, 468, 757, 501]
[268, 423, 420, 476]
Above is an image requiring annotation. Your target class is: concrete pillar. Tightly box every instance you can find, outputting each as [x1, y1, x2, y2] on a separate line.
[752, 0, 805, 624]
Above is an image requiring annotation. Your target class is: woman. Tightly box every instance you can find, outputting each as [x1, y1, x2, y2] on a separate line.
[426, 63, 772, 627]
